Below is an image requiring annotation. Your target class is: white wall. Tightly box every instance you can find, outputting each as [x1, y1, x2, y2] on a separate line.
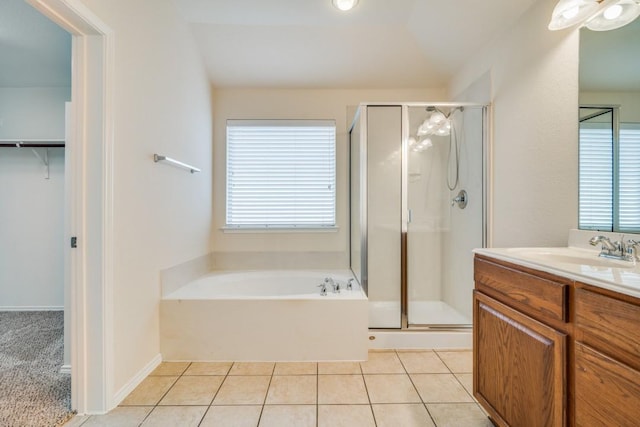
[450, 0, 580, 248]
[211, 88, 444, 268]
[0, 87, 70, 140]
[0, 87, 69, 309]
[580, 91, 640, 122]
[78, 0, 213, 398]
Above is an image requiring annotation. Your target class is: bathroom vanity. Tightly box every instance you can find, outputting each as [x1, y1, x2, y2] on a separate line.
[473, 247, 640, 427]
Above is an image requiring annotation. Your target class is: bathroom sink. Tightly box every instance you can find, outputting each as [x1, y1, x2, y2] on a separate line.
[503, 247, 635, 269]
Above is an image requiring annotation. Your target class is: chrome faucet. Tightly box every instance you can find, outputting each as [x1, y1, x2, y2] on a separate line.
[626, 239, 640, 261]
[318, 283, 327, 296]
[589, 235, 636, 262]
[325, 277, 340, 293]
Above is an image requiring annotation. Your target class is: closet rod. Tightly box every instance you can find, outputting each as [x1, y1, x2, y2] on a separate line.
[0, 142, 65, 148]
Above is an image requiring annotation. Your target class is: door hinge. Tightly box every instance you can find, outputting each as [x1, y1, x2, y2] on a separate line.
[71, 236, 77, 248]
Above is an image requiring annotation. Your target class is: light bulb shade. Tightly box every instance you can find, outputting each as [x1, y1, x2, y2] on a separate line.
[428, 111, 446, 125]
[332, 0, 359, 11]
[548, 0, 600, 30]
[586, 0, 640, 30]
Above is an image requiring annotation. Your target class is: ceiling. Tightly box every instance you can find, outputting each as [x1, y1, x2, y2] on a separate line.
[174, 0, 539, 89]
[2, 0, 637, 92]
[0, 0, 71, 87]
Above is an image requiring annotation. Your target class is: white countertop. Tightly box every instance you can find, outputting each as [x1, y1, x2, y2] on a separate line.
[474, 246, 640, 299]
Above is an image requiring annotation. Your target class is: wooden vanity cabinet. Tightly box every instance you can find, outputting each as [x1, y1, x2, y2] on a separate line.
[474, 254, 640, 427]
[573, 284, 640, 427]
[474, 256, 570, 427]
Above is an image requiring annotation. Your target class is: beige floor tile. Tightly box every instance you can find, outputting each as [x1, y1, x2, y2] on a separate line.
[426, 403, 494, 427]
[360, 352, 405, 374]
[140, 406, 206, 426]
[397, 351, 450, 374]
[437, 350, 473, 373]
[372, 404, 436, 427]
[80, 407, 152, 427]
[150, 362, 190, 376]
[411, 374, 474, 403]
[364, 374, 421, 404]
[213, 376, 271, 405]
[318, 361, 362, 375]
[259, 405, 316, 427]
[265, 375, 317, 404]
[317, 374, 369, 404]
[63, 415, 90, 426]
[273, 362, 317, 375]
[159, 375, 224, 405]
[184, 362, 233, 376]
[120, 376, 178, 406]
[200, 405, 262, 427]
[318, 405, 376, 427]
[228, 362, 275, 376]
[456, 373, 474, 396]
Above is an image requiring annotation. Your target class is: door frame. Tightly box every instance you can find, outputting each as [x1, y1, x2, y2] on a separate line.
[27, 0, 114, 414]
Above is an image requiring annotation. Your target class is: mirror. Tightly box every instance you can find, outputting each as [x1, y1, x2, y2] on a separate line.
[578, 20, 640, 232]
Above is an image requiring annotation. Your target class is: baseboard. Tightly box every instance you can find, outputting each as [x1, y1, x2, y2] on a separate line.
[112, 353, 162, 407]
[0, 306, 64, 311]
[60, 364, 72, 375]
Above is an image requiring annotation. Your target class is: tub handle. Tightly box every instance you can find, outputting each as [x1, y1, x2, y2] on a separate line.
[317, 284, 327, 296]
[347, 278, 354, 290]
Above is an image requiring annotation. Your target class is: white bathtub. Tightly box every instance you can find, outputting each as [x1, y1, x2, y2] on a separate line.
[160, 270, 368, 361]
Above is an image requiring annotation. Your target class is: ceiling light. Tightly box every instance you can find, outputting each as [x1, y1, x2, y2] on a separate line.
[332, 0, 359, 12]
[548, 0, 640, 31]
[548, 0, 600, 30]
[586, 0, 640, 30]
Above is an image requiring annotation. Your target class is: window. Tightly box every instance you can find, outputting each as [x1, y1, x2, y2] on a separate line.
[579, 106, 640, 232]
[226, 120, 336, 229]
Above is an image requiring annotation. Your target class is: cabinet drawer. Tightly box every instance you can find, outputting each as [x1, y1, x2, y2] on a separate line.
[474, 256, 568, 323]
[575, 342, 640, 427]
[575, 287, 640, 371]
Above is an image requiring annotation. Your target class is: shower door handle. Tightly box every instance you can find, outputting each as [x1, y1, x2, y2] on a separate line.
[407, 209, 413, 224]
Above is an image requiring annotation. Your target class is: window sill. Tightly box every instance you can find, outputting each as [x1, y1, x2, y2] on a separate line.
[221, 226, 339, 234]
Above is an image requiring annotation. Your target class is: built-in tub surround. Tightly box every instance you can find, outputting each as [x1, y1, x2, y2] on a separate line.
[160, 270, 368, 361]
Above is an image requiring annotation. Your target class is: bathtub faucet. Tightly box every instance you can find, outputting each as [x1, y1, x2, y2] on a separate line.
[324, 277, 340, 293]
[317, 283, 327, 296]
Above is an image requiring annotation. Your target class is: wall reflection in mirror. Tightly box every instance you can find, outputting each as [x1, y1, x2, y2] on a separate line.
[579, 19, 640, 233]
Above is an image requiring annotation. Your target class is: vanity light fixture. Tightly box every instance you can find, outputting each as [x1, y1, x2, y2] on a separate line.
[548, 0, 640, 31]
[332, 0, 359, 12]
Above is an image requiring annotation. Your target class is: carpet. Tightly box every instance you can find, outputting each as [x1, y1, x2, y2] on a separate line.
[0, 311, 73, 427]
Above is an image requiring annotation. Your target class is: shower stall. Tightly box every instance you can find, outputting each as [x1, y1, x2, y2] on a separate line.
[349, 103, 488, 332]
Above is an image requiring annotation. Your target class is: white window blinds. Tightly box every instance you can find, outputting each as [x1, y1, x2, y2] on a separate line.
[619, 123, 640, 232]
[226, 120, 336, 229]
[579, 122, 613, 230]
[579, 122, 640, 232]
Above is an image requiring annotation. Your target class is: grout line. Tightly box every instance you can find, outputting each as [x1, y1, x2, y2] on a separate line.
[397, 350, 439, 427]
[196, 366, 228, 426]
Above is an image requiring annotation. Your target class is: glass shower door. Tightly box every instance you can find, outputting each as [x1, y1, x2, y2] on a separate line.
[406, 105, 483, 327]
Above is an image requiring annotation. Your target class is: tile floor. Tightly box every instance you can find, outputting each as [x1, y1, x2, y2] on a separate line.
[65, 349, 492, 427]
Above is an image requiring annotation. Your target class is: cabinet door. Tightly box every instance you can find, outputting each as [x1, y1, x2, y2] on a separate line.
[474, 291, 567, 427]
[575, 342, 640, 427]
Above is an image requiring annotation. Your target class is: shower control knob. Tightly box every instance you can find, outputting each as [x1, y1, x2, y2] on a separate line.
[452, 189, 468, 209]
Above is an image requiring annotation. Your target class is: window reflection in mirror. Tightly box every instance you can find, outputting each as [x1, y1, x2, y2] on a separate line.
[579, 19, 640, 233]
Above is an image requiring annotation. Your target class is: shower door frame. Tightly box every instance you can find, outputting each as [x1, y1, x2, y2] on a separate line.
[350, 102, 491, 331]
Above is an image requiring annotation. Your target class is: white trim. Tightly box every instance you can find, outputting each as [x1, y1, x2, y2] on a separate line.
[112, 354, 162, 407]
[60, 365, 72, 375]
[221, 226, 339, 233]
[27, 0, 114, 415]
[0, 306, 64, 311]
